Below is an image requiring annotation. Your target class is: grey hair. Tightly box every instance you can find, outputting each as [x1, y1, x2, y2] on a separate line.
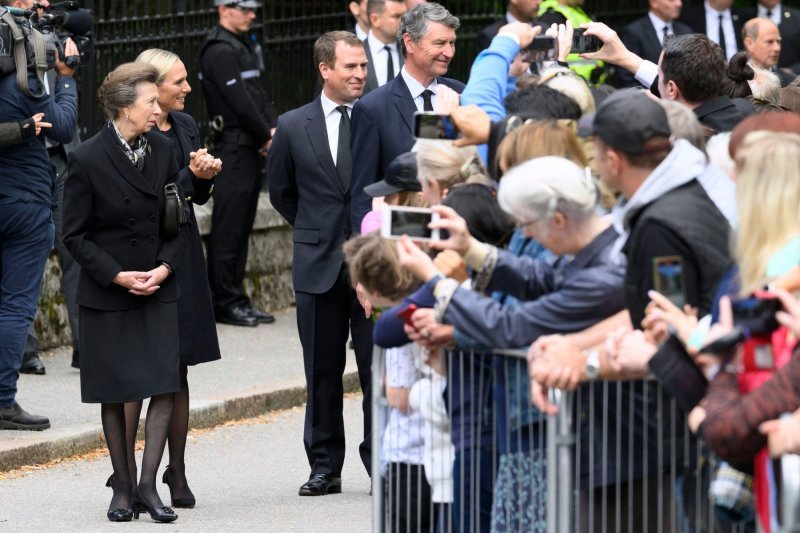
[659, 99, 706, 155]
[98, 63, 159, 120]
[498, 156, 597, 223]
[749, 66, 781, 103]
[398, 2, 459, 43]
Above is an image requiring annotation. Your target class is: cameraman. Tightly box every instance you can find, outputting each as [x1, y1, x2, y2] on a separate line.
[0, 10, 78, 430]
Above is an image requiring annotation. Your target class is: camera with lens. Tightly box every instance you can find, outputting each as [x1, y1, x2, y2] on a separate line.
[31, 1, 94, 69]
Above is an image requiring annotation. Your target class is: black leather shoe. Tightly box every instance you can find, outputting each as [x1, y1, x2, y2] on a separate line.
[0, 402, 50, 430]
[19, 352, 45, 375]
[71, 349, 80, 369]
[245, 305, 275, 324]
[298, 473, 342, 496]
[215, 305, 258, 327]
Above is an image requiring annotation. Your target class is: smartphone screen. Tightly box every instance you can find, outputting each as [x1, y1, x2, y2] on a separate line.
[414, 112, 459, 140]
[653, 256, 687, 308]
[388, 209, 433, 240]
[571, 28, 600, 53]
[521, 36, 557, 63]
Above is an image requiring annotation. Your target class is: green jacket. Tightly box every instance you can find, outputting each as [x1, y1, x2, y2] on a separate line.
[537, 0, 603, 83]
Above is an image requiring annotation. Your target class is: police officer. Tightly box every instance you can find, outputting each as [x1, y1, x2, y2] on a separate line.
[198, 0, 277, 327]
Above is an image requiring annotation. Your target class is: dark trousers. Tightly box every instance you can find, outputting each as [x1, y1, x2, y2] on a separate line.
[452, 447, 495, 533]
[0, 199, 54, 407]
[24, 150, 80, 355]
[207, 140, 262, 310]
[296, 267, 373, 476]
[385, 463, 435, 533]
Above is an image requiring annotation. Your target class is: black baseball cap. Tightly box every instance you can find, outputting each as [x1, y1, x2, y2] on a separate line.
[591, 89, 672, 155]
[363, 152, 421, 197]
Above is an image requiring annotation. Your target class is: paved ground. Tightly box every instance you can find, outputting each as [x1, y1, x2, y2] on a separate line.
[0, 397, 372, 532]
[0, 307, 363, 472]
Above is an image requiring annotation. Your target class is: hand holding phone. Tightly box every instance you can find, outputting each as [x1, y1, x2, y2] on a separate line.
[521, 35, 558, 63]
[571, 28, 601, 53]
[381, 206, 441, 242]
[414, 112, 460, 140]
[395, 304, 418, 327]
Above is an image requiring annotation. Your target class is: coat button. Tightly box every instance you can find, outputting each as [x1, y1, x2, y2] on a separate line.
[128, 218, 135, 225]
[124, 197, 131, 205]
[149, 235, 156, 244]
[150, 214, 157, 223]
[131, 238, 138, 246]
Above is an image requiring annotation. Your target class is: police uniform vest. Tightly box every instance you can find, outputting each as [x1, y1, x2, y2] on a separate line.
[537, 0, 603, 83]
[197, 26, 270, 146]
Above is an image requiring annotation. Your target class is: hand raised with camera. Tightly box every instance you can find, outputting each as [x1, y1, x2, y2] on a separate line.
[579, 22, 643, 74]
[433, 85, 460, 115]
[544, 21, 574, 62]
[641, 290, 698, 345]
[433, 249, 469, 283]
[55, 38, 79, 77]
[427, 205, 472, 256]
[498, 21, 541, 50]
[451, 105, 491, 147]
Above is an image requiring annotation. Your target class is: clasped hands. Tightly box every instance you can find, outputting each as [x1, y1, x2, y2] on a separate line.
[113, 265, 170, 296]
[188, 148, 222, 179]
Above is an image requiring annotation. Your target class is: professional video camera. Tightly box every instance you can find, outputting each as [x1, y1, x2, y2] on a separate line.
[31, 1, 93, 69]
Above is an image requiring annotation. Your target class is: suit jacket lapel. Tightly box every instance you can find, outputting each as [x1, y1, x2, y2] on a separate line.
[305, 98, 344, 193]
[643, 20, 663, 60]
[392, 76, 416, 133]
[98, 126, 157, 197]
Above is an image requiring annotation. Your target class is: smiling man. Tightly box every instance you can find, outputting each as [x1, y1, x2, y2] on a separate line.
[267, 31, 374, 497]
[349, 1, 464, 232]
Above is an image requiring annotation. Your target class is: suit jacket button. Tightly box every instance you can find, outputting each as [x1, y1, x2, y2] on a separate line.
[128, 218, 135, 225]
[124, 197, 131, 205]
[131, 238, 138, 246]
[149, 235, 156, 243]
[150, 214, 157, 222]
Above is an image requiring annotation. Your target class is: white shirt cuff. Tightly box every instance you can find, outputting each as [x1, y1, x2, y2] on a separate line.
[635, 60, 659, 89]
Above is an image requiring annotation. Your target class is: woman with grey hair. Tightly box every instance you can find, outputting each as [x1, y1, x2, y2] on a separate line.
[396, 156, 627, 531]
[63, 63, 184, 523]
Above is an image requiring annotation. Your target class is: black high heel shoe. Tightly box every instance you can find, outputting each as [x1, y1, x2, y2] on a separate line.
[132, 489, 178, 523]
[105, 475, 133, 522]
[162, 465, 196, 508]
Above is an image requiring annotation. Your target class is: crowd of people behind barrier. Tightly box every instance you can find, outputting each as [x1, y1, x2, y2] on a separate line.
[4, 0, 800, 528]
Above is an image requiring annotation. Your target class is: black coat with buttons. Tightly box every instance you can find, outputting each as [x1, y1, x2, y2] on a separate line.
[63, 125, 186, 311]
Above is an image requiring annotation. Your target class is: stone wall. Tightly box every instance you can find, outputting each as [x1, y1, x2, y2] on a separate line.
[32, 192, 295, 351]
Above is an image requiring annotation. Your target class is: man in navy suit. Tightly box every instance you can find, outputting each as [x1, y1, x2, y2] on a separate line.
[350, 1, 465, 232]
[615, 0, 692, 87]
[678, 0, 751, 60]
[268, 31, 373, 497]
[756, 0, 800, 73]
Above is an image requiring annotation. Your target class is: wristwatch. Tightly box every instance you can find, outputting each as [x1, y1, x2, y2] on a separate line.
[584, 350, 601, 381]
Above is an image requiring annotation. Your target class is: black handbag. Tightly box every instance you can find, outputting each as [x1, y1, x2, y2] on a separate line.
[162, 183, 189, 240]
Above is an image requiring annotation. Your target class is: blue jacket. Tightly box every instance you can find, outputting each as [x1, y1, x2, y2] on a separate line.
[0, 72, 78, 205]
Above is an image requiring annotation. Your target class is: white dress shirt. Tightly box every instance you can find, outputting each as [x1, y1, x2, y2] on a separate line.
[757, 2, 783, 26]
[648, 11, 674, 46]
[320, 91, 354, 166]
[366, 30, 401, 87]
[400, 66, 439, 112]
[354, 23, 368, 41]
[705, 1, 738, 60]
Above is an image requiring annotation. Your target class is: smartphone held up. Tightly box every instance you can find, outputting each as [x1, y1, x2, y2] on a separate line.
[414, 112, 460, 140]
[381, 206, 441, 242]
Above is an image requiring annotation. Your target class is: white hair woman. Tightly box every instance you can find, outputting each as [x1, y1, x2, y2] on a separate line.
[395, 156, 627, 532]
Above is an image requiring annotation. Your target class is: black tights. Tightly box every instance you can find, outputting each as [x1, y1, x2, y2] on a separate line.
[101, 403, 133, 511]
[117, 392, 175, 507]
[124, 366, 191, 501]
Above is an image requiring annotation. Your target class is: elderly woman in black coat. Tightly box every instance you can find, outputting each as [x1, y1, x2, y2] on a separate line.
[63, 63, 185, 523]
[132, 48, 222, 509]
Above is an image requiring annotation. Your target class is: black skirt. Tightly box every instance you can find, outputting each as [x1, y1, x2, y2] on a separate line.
[79, 298, 180, 403]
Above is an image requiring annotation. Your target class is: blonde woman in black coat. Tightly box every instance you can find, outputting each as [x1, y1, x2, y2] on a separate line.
[63, 63, 185, 523]
[132, 48, 222, 509]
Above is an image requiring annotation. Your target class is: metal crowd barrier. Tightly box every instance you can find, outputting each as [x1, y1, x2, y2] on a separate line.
[370, 346, 793, 533]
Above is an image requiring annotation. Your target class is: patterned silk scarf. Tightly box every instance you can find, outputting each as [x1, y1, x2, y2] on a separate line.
[109, 120, 148, 169]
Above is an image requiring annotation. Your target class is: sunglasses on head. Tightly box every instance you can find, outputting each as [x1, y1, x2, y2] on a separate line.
[226, 4, 256, 13]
